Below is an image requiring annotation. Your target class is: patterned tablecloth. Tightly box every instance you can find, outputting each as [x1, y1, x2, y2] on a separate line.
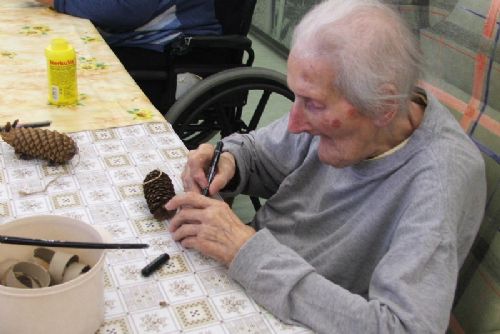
[0, 122, 311, 334]
[0, 2, 166, 133]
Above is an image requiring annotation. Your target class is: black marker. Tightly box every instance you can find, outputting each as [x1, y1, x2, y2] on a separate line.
[141, 253, 170, 277]
[202, 141, 224, 196]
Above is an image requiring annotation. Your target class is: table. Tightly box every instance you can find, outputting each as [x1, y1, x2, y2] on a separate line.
[0, 2, 312, 333]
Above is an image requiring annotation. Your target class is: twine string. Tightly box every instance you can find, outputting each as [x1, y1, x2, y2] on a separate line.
[143, 170, 164, 185]
[18, 153, 81, 196]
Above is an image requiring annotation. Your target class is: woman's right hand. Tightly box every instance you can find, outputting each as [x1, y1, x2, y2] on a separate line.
[181, 143, 236, 196]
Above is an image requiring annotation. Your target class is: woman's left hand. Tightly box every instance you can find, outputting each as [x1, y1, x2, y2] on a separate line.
[166, 192, 256, 266]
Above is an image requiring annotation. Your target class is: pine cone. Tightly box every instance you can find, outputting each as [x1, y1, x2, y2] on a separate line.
[143, 169, 176, 220]
[1, 123, 77, 164]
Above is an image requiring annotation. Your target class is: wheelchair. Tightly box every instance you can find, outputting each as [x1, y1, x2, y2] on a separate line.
[110, 0, 295, 143]
[111, 0, 295, 149]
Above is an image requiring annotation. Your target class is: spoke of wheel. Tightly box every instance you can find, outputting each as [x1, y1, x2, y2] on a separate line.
[248, 90, 271, 131]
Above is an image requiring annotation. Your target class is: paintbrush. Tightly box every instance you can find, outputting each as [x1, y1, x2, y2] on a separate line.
[0, 235, 148, 249]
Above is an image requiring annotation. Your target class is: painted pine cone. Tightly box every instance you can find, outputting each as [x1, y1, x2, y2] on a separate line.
[143, 169, 176, 220]
[1, 125, 77, 164]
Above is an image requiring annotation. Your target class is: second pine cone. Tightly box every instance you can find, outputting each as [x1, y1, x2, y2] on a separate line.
[143, 169, 176, 220]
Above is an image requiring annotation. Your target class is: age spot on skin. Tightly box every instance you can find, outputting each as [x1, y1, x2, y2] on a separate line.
[330, 119, 342, 128]
[347, 108, 358, 119]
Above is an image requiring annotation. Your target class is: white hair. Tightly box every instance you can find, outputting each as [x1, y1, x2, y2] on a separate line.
[291, 0, 421, 117]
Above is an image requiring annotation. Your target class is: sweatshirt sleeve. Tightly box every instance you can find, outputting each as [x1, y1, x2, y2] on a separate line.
[228, 224, 457, 334]
[53, 0, 160, 32]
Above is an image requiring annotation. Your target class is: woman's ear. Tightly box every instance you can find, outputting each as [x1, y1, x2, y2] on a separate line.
[373, 83, 399, 127]
[373, 104, 398, 127]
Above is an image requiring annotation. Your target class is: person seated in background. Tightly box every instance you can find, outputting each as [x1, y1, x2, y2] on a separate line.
[35, 0, 221, 51]
[165, 0, 487, 333]
[35, 0, 222, 107]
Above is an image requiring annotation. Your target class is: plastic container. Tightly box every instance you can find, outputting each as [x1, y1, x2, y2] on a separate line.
[0, 215, 106, 334]
[45, 38, 78, 105]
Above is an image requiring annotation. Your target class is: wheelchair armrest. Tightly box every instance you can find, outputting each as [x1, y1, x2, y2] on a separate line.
[167, 35, 254, 66]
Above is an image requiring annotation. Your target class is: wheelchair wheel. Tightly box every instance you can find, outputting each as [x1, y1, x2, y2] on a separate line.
[166, 67, 294, 149]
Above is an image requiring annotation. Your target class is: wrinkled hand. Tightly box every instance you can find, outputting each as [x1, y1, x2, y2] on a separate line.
[182, 143, 236, 195]
[167, 192, 255, 266]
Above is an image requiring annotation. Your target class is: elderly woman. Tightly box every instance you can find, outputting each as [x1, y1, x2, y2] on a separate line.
[167, 0, 486, 333]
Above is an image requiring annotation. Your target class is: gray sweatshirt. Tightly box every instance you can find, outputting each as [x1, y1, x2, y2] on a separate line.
[221, 92, 486, 333]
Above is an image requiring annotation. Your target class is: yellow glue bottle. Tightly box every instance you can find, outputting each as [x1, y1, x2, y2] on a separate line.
[45, 38, 78, 105]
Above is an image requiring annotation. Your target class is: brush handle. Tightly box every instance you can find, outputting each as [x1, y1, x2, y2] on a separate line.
[0, 235, 148, 249]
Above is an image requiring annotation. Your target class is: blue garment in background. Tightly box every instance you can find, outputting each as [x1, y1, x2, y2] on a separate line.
[53, 0, 222, 51]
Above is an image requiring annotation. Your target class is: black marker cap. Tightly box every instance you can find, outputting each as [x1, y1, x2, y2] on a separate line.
[141, 253, 170, 277]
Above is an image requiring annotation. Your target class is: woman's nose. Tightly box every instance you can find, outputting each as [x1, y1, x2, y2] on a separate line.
[288, 100, 311, 133]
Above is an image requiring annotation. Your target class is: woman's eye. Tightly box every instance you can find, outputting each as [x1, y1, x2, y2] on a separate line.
[305, 100, 324, 111]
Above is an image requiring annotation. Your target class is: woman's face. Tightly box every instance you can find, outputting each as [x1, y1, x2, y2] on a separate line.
[287, 52, 380, 167]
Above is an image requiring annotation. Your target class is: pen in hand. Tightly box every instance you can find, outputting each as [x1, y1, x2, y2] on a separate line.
[202, 141, 224, 196]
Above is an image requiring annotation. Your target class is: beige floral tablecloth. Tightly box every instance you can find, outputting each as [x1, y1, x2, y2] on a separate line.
[0, 122, 311, 334]
[0, 3, 166, 133]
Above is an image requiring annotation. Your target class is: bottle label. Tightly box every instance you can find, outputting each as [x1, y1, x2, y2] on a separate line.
[47, 60, 77, 105]
[51, 85, 60, 101]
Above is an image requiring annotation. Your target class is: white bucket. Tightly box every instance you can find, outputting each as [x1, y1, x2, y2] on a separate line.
[0, 215, 106, 334]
